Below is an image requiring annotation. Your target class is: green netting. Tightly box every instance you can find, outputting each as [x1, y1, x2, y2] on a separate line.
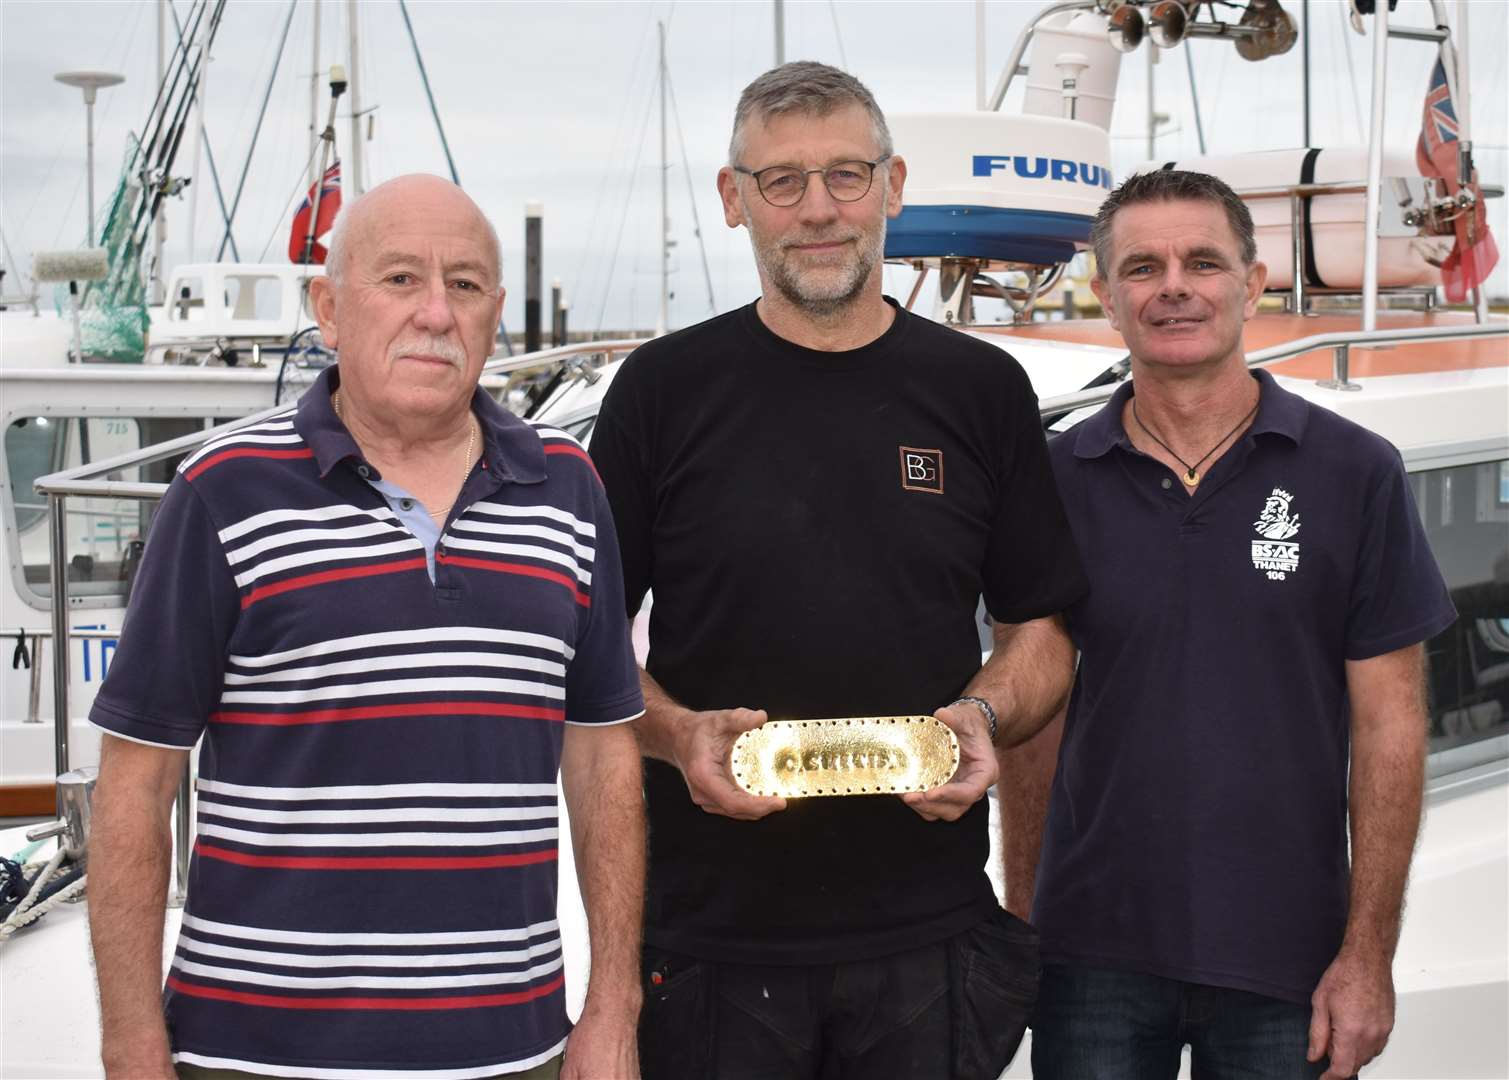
[52, 136, 151, 362]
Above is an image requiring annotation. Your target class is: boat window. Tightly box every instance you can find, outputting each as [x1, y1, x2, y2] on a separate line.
[1416, 458, 1509, 762]
[2, 415, 209, 609]
[224, 274, 283, 321]
[170, 276, 206, 322]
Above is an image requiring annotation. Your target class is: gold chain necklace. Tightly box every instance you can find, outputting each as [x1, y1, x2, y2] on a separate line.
[333, 389, 477, 519]
[1131, 394, 1259, 488]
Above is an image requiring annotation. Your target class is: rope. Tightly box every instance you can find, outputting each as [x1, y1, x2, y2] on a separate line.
[0, 873, 87, 941]
[0, 848, 64, 924]
[0, 848, 87, 943]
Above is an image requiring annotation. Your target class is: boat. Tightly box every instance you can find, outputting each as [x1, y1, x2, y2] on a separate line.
[0, 0, 566, 813]
[4, 1, 1505, 1076]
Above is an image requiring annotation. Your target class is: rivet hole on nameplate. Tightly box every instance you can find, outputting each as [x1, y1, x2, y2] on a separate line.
[730, 715, 959, 798]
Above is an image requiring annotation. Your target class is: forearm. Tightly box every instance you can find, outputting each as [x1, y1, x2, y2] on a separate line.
[88, 739, 186, 1073]
[1340, 645, 1428, 961]
[965, 615, 1074, 747]
[1342, 721, 1425, 960]
[998, 707, 1064, 920]
[632, 668, 693, 765]
[562, 723, 646, 1016]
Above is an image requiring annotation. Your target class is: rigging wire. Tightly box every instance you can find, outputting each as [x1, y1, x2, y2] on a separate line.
[594, 74, 660, 333]
[255, 141, 323, 263]
[572, 6, 659, 321]
[665, 69, 717, 314]
[397, 0, 459, 185]
[827, 0, 849, 70]
[254, 9, 307, 263]
[1184, 42, 1207, 154]
[168, 0, 241, 259]
[218, 0, 300, 259]
[0, 222, 31, 294]
[1337, 1, 1366, 143]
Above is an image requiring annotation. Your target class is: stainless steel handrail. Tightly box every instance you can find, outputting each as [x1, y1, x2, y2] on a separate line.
[8, 628, 122, 725]
[34, 338, 649, 496]
[29, 321, 1506, 873]
[30, 335, 646, 867]
[1036, 319, 1509, 416]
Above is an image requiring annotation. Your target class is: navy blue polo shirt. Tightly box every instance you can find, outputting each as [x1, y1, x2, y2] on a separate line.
[1036, 369, 1455, 1004]
[90, 367, 643, 1078]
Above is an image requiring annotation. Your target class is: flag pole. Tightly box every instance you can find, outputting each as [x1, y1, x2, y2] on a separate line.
[1450, 0, 1487, 322]
[302, 64, 347, 265]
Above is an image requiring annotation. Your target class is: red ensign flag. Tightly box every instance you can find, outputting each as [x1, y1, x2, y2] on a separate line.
[289, 161, 343, 265]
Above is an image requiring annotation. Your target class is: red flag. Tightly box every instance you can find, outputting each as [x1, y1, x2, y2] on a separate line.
[288, 161, 343, 265]
[1415, 59, 1498, 303]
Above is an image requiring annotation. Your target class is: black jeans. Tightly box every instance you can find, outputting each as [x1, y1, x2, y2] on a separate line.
[639, 907, 1038, 1080]
[1031, 963, 1344, 1080]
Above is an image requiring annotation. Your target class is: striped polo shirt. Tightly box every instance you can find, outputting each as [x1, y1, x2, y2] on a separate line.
[90, 367, 644, 1078]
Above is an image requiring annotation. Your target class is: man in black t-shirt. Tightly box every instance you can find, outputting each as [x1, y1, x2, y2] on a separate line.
[590, 62, 1087, 1079]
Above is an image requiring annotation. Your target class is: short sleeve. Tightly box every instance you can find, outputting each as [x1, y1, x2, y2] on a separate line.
[564, 480, 646, 726]
[982, 364, 1090, 623]
[89, 476, 240, 748]
[589, 362, 654, 616]
[1344, 451, 1457, 660]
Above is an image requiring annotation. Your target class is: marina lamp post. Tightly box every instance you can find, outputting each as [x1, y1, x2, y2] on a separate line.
[54, 70, 125, 246]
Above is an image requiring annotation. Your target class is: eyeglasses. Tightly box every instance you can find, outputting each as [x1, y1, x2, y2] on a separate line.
[732, 157, 889, 207]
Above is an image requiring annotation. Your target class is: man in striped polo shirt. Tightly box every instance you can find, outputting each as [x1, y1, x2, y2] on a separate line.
[87, 175, 646, 1080]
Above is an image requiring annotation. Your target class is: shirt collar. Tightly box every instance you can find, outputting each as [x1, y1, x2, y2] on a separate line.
[294, 365, 548, 485]
[1070, 367, 1309, 460]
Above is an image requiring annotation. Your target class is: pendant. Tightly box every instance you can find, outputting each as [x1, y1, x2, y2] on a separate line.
[1183, 470, 1199, 487]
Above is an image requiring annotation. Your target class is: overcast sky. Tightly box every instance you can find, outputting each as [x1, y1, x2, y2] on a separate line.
[2, 0, 1506, 334]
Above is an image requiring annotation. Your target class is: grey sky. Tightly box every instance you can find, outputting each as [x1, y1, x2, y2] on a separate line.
[3, 0, 1506, 335]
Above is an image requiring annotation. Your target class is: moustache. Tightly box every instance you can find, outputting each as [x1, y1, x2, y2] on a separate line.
[387, 336, 467, 366]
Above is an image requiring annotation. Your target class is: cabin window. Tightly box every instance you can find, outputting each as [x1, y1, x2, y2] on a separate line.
[1415, 458, 1509, 764]
[223, 274, 284, 321]
[2, 415, 209, 610]
[169, 276, 206, 322]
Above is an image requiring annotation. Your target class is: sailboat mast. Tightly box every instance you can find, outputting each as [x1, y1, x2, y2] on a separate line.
[347, 0, 363, 194]
[658, 20, 669, 337]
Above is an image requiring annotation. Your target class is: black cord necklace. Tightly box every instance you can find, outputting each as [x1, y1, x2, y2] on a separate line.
[1131, 394, 1259, 488]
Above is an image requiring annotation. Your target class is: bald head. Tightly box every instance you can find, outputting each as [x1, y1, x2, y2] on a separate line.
[325, 174, 501, 289]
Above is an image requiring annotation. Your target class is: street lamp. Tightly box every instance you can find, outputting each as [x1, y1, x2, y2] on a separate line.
[54, 70, 125, 246]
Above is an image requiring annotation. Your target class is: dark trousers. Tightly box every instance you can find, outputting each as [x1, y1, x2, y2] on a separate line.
[1031, 963, 1344, 1080]
[639, 907, 1039, 1080]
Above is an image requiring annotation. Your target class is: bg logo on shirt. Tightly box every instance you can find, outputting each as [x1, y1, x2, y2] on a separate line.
[899, 447, 944, 494]
[1251, 487, 1301, 579]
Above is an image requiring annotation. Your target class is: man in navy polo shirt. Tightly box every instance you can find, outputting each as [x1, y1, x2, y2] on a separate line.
[86, 175, 646, 1080]
[1003, 169, 1455, 1080]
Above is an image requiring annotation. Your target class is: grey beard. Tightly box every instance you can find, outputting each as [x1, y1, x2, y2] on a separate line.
[756, 211, 888, 320]
[769, 255, 875, 318]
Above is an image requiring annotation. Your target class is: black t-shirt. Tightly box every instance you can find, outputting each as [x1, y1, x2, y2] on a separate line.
[591, 299, 1087, 963]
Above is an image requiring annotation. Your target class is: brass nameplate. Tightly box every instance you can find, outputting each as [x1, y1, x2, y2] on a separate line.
[731, 716, 959, 798]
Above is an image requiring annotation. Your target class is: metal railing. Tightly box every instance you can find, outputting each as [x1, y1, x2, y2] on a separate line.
[9, 627, 120, 727]
[28, 323, 1507, 889]
[29, 337, 644, 887]
[1036, 320, 1509, 417]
